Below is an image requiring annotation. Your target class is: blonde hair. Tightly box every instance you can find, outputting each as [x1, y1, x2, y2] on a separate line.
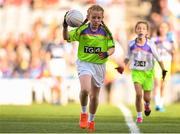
[78, 5, 113, 40]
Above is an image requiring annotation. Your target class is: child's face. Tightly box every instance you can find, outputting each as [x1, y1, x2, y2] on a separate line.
[159, 22, 169, 35]
[135, 23, 148, 38]
[88, 10, 103, 29]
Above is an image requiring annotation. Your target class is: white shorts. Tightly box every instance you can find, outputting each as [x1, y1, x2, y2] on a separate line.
[76, 59, 106, 88]
[49, 58, 66, 77]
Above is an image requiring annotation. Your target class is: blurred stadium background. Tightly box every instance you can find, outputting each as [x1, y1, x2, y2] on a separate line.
[0, 0, 180, 133]
[0, 0, 180, 132]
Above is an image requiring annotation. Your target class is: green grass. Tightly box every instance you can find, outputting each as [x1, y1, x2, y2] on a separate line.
[0, 103, 180, 133]
[0, 103, 128, 133]
[128, 103, 180, 133]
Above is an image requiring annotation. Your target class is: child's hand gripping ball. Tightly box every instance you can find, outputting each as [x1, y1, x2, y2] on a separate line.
[65, 10, 83, 27]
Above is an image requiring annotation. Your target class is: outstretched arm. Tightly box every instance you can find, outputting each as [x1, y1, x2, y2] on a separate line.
[115, 58, 129, 74]
[150, 41, 168, 80]
[158, 61, 165, 71]
[115, 43, 131, 74]
[158, 61, 167, 80]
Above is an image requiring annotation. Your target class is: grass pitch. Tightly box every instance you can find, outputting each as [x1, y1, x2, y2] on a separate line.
[128, 103, 180, 133]
[0, 103, 180, 133]
[0, 103, 128, 133]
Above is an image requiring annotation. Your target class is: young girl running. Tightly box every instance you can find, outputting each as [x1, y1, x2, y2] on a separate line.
[116, 21, 167, 123]
[63, 5, 115, 132]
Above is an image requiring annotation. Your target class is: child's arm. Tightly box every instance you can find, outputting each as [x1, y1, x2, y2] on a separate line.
[115, 42, 131, 74]
[158, 61, 165, 71]
[124, 58, 129, 66]
[115, 58, 129, 74]
[157, 61, 167, 80]
[150, 40, 168, 80]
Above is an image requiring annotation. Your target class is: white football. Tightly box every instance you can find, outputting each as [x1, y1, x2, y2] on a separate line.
[65, 10, 84, 27]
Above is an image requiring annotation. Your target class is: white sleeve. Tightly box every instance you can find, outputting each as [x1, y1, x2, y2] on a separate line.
[149, 40, 162, 61]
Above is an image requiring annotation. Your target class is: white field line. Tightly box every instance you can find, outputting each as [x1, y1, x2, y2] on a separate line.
[117, 103, 140, 134]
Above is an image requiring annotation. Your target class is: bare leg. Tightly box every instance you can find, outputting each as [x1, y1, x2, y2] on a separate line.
[154, 78, 160, 98]
[159, 79, 166, 110]
[160, 79, 165, 97]
[79, 75, 92, 107]
[144, 91, 151, 103]
[79, 75, 91, 129]
[134, 82, 143, 112]
[89, 84, 100, 114]
[154, 78, 161, 108]
[144, 90, 152, 116]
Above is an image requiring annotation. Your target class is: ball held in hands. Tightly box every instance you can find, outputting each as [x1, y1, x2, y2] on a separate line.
[65, 10, 83, 27]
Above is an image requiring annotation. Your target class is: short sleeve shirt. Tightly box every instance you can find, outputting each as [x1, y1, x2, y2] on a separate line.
[68, 24, 114, 64]
[126, 39, 161, 71]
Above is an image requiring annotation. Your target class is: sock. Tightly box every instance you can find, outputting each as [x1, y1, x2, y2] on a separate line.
[137, 112, 142, 118]
[81, 106, 87, 113]
[88, 113, 95, 122]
